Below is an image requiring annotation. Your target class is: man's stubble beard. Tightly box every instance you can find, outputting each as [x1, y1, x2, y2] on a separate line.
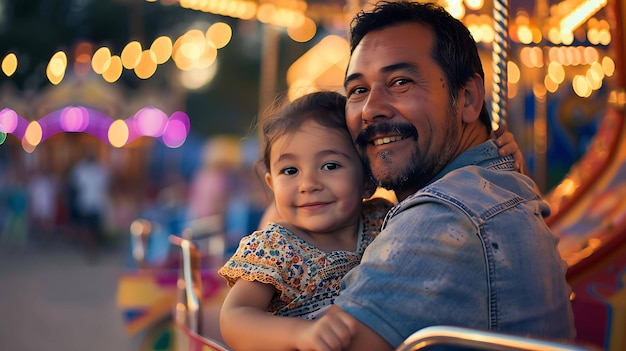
[364, 108, 460, 195]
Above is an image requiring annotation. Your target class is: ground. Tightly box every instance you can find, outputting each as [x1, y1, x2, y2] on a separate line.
[0, 241, 132, 351]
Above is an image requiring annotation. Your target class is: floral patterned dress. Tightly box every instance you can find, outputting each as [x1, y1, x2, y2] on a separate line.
[218, 198, 392, 319]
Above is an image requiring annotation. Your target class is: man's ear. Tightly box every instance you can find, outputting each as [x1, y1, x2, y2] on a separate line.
[362, 177, 377, 199]
[461, 73, 486, 124]
[264, 172, 274, 191]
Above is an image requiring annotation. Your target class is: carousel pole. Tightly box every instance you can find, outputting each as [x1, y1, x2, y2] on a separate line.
[490, 0, 509, 131]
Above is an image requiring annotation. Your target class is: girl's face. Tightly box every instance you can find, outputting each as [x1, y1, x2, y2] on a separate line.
[265, 119, 367, 235]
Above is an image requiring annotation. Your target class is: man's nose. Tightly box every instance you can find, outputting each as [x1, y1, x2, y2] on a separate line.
[361, 86, 393, 124]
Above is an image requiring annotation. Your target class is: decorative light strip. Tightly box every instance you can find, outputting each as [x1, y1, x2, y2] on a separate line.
[0, 106, 190, 151]
[560, 0, 608, 35]
[1, 21, 232, 89]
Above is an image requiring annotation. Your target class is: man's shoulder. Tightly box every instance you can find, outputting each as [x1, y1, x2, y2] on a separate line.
[395, 166, 543, 222]
[431, 163, 537, 198]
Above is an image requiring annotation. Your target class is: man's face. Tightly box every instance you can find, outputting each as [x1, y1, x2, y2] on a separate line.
[344, 22, 462, 200]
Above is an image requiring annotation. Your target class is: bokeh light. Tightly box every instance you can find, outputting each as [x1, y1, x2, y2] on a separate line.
[135, 107, 168, 137]
[287, 17, 316, 42]
[47, 51, 68, 85]
[206, 22, 232, 49]
[507, 61, 521, 84]
[169, 111, 191, 134]
[122, 41, 143, 69]
[573, 75, 592, 97]
[92, 47, 112, 74]
[134, 50, 158, 79]
[548, 61, 565, 84]
[2, 53, 18, 76]
[102, 55, 123, 82]
[60, 106, 89, 132]
[0, 108, 19, 133]
[1, 106, 188, 150]
[162, 118, 188, 148]
[195, 42, 217, 69]
[151, 36, 173, 64]
[108, 119, 130, 148]
[602, 56, 615, 76]
[24, 121, 43, 147]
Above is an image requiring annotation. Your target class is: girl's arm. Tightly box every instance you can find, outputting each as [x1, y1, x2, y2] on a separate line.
[220, 279, 352, 351]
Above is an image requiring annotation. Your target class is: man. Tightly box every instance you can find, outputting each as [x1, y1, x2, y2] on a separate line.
[300, 2, 575, 350]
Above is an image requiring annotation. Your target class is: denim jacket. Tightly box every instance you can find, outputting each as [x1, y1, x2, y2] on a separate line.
[335, 140, 576, 347]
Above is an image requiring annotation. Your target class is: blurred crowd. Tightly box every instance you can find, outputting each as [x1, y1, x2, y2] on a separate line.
[0, 133, 271, 263]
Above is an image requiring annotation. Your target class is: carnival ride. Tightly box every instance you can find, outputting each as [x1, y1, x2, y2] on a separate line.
[111, 0, 626, 350]
[540, 0, 626, 349]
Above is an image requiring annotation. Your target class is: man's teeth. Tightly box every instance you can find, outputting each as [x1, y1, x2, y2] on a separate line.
[373, 136, 404, 146]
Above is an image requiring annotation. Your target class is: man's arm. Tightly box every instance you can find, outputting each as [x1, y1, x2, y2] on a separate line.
[313, 200, 488, 350]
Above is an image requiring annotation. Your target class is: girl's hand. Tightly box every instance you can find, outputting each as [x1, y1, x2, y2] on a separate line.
[295, 307, 357, 351]
[494, 124, 527, 175]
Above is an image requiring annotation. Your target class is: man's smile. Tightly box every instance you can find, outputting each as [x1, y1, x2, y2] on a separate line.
[372, 135, 407, 146]
[356, 122, 418, 150]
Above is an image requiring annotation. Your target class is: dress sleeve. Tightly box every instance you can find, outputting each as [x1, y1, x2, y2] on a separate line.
[217, 224, 300, 303]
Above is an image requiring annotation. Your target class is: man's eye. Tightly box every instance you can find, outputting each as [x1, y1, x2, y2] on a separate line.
[392, 78, 411, 86]
[322, 162, 340, 171]
[347, 86, 367, 97]
[281, 167, 298, 175]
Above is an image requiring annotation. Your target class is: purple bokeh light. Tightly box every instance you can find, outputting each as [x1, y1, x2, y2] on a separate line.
[0, 106, 190, 149]
[135, 107, 168, 138]
[60, 106, 90, 132]
[162, 119, 188, 148]
[0, 108, 30, 139]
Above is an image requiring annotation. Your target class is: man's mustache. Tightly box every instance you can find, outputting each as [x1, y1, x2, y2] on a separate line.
[355, 123, 418, 149]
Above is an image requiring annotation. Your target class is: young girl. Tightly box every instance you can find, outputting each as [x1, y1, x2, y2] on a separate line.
[218, 91, 392, 349]
[217, 91, 523, 350]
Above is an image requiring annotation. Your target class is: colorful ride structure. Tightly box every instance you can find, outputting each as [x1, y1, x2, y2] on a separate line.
[116, 217, 230, 351]
[544, 1, 626, 349]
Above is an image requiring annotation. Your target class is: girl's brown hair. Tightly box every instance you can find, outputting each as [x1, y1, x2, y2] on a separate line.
[258, 91, 350, 173]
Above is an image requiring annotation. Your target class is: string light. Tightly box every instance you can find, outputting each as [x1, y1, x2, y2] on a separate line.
[0, 106, 190, 151]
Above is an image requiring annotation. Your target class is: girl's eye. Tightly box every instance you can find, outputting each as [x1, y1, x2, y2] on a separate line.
[281, 167, 298, 176]
[322, 162, 340, 171]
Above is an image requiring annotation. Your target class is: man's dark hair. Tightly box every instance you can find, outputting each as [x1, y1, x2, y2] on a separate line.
[350, 1, 492, 133]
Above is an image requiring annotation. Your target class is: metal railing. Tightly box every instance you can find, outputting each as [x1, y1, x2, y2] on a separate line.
[170, 233, 203, 334]
[395, 326, 596, 351]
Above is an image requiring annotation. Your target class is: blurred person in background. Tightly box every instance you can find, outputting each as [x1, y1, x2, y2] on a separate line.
[0, 158, 9, 243]
[68, 148, 110, 258]
[1, 166, 29, 250]
[186, 136, 241, 264]
[27, 160, 60, 243]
